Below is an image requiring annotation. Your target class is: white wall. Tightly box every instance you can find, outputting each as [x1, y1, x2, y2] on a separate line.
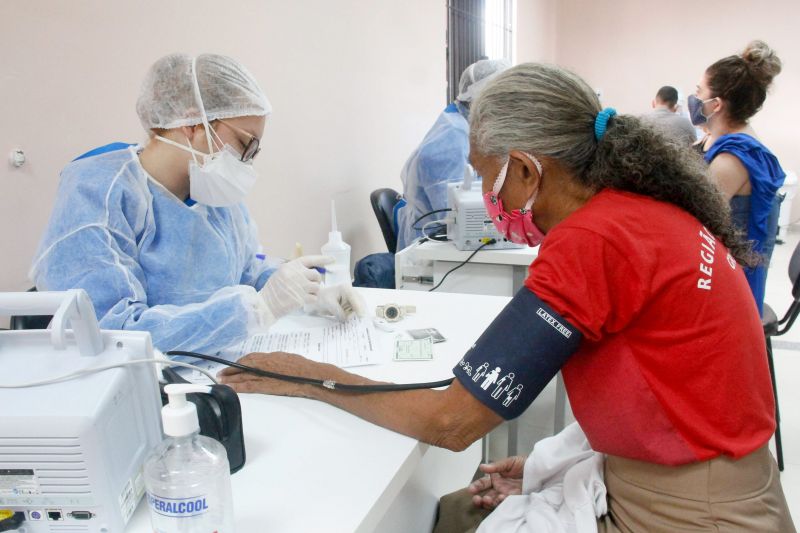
[515, 0, 558, 63]
[5, 1, 796, 295]
[0, 0, 446, 291]
[553, 0, 800, 174]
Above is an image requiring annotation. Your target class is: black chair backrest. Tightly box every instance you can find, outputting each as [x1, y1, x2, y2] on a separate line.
[369, 188, 402, 254]
[789, 239, 800, 300]
[10, 287, 53, 330]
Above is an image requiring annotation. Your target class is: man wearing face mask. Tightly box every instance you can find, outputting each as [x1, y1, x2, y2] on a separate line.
[30, 53, 364, 357]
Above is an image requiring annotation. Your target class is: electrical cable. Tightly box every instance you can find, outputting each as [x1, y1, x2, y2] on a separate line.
[0, 358, 218, 388]
[166, 351, 454, 392]
[421, 219, 450, 241]
[429, 240, 495, 292]
[412, 208, 452, 230]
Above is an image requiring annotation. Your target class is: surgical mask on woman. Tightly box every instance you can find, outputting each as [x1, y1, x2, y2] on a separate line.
[687, 95, 719, 126]
[155, 131, 257, 207]
[482, 152, 545, 247]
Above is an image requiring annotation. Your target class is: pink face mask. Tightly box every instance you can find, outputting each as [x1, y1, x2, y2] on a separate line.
[482, 152, 545, 247]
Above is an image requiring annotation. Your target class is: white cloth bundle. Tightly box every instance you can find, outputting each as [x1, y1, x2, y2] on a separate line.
[477, 422, 606, 533]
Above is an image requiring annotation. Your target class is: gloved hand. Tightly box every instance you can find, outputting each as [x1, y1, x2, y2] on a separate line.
[308, 284, 367, 322]
[259, 255, 334, 321]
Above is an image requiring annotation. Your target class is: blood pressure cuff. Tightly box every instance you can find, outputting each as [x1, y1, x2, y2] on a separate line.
[453, 288, 583, 420]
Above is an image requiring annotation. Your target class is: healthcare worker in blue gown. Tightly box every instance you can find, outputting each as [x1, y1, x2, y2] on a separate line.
[30, 53, 364, 356]
[689, 41, 785, 315]
[395, 59, 510, 251]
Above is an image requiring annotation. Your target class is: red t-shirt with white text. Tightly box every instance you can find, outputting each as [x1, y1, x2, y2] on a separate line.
[526, 189, 775, 465]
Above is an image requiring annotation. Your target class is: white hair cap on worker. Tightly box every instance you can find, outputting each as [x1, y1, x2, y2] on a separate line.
[456, 58, 512, 104]
[136, 53, 272, 131]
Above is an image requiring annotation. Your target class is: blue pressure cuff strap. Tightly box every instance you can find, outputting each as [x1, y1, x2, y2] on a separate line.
[452, 288, 583, 420]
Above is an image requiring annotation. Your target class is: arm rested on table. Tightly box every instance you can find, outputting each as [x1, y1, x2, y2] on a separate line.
[219, 352, 503, 452]
[220, 288, 584, 451]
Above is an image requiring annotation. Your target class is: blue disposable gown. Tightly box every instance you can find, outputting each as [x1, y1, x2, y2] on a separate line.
[30, 146, 276, 355]
[396, 102, 469, 250]
[705, 133, 786, 315]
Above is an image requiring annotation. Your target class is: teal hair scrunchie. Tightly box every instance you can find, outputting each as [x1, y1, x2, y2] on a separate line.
[594, 107, 617, 141]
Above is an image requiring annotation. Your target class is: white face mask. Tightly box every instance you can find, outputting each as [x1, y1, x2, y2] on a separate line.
[155, 133, 257, 207]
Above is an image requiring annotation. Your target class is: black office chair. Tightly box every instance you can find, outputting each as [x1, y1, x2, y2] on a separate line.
[10, 287, 53, 330]
[369, 188, 402, 254]
[761, 239, 800, 472]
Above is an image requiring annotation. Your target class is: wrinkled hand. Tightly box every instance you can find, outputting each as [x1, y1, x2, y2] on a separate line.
[307, 284, 367, 322]
[218, 352, 328, 397]
[259, 256, 334, 320]
[468, 456, 526, 510]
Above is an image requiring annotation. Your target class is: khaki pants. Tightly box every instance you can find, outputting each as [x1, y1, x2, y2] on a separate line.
[435, 445, 796, 533]
[599, 444, 795, 532]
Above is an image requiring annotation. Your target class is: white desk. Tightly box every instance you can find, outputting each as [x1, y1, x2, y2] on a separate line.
[126, 288, 511, 533]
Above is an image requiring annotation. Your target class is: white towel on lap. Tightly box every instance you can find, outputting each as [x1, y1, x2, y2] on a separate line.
[477, 422, 606, 533]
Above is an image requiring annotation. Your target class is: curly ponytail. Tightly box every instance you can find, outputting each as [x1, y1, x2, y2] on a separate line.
[470, 62, 757, 267]
[587, 115, 757, 266]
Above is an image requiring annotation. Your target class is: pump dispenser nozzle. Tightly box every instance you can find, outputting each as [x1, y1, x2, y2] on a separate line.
[162, 384, 212, 437]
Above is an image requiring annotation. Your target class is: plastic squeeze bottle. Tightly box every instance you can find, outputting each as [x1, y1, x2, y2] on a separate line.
[320, 200, 352, 286]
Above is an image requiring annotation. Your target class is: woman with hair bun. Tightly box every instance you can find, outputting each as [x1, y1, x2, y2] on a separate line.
[688, 40, 785, 315]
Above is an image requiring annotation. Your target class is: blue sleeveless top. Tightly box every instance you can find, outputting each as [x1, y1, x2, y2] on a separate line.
[705, 133, 785, 314]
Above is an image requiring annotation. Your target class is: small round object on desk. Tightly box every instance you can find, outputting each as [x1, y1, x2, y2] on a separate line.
[375, 304, 416, 323]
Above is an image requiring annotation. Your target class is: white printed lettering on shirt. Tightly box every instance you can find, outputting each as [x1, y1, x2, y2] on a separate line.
[699, 227, 716, 249]
[697, 226, 716, 291]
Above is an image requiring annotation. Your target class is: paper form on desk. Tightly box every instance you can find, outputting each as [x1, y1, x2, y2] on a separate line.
[231, 316, 378, 367]
[176, 316, 379, 384]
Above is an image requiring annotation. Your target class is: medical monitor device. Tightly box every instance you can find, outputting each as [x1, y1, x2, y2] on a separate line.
[0, 290, 162, 532]
[446, 166, 524, 251]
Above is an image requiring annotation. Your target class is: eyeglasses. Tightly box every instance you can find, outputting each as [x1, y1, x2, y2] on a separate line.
[216, 119, 261, 162]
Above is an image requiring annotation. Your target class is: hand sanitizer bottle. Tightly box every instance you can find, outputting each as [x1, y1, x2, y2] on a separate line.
[320, 200, 351, 286]
[144, 384, 235, 533]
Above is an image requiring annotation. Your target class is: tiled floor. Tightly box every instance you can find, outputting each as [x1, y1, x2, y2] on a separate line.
[488, 226, 800, 523]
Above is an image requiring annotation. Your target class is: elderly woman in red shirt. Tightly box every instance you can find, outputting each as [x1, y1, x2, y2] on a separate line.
[219, 63, 795, 532]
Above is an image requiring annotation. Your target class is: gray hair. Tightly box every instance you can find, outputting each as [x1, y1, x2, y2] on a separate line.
[469, 63, 601, 176]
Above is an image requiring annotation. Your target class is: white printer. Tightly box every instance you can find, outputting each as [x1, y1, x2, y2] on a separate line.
[0, 290, 162, 532]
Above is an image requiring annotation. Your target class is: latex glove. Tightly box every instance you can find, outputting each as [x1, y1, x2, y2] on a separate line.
[259, 255, 334, 321]
[308, 284, 367, 322]
[467, 456, 526, 510]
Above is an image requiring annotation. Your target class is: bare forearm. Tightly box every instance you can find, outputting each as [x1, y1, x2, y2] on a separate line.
[220, 353, 504, 451]
[299, 364, 499, 451]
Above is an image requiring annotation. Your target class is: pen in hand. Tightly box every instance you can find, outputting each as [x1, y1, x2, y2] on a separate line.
[255, 252, 327, 274]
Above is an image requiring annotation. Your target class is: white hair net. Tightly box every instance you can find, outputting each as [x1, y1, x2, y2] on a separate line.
[136, 53, 272, 130]
[456, 59, 511, 103]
